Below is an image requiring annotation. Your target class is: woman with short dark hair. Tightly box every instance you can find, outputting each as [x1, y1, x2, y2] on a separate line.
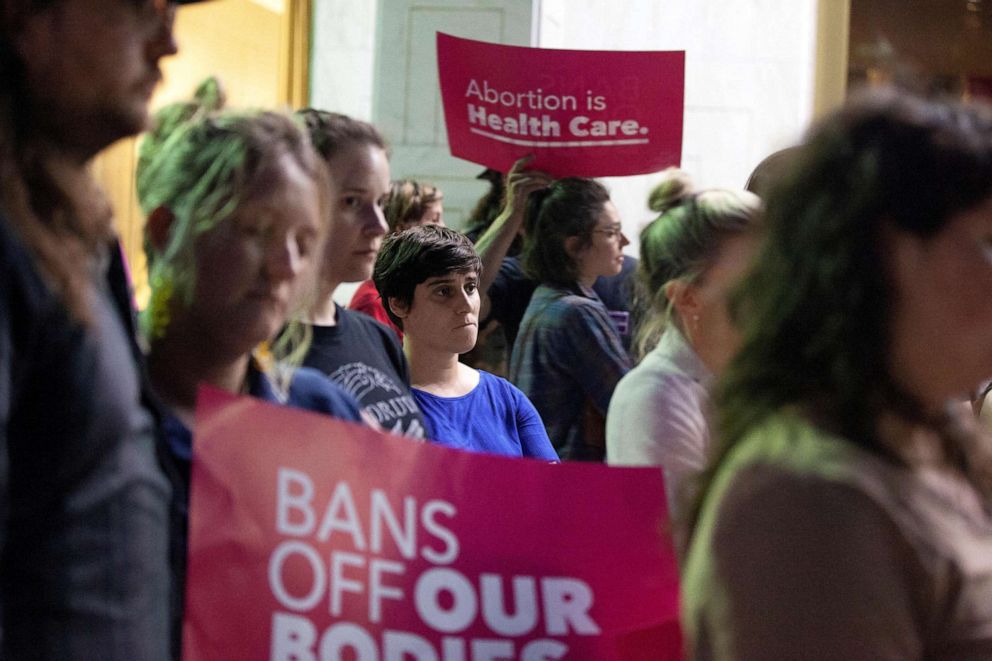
[375, 225, 557, 460]
[509, 178, 632, 461]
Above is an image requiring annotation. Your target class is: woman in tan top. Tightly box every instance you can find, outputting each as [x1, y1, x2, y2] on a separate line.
[682, 89, 992, 659]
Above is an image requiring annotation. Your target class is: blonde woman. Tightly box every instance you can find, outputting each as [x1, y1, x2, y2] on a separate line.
[138, 109, 365, 649]
[606, 170, 760, 517]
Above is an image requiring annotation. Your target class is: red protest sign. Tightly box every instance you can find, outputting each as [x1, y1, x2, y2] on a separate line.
[437, 33, 684, 178]
[184, 387, 682, 660]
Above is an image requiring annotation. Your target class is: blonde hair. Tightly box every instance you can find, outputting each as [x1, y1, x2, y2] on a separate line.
[633, 168, 760, 362]
[139, 108, 329, 390]
[382, 179, 443, 232]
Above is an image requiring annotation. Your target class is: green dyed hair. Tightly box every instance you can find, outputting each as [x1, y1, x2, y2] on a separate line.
[137, 77, 226, 215]
[632, 168, 761, 362]
[139, 108, 327, 378]
[686, 89, 992, 538]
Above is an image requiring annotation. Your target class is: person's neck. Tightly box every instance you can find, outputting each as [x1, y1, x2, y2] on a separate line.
[310, 287, 339, 326]
[33, 125, 105, 168]
[148, 328, 251, 426]
[406, 342, 474, 397]
[576, 274, 597, 289]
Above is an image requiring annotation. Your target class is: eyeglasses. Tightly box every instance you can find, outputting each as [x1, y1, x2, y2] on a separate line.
[591, 224, 624, 241]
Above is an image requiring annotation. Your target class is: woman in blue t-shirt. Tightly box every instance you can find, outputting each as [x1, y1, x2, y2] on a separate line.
[372, 225, 558, 460]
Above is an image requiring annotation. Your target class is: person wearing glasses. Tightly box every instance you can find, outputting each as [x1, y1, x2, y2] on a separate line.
[509, 178, 632, 461]
[0, 0, 201, 657]
[606, 169, 761, 519]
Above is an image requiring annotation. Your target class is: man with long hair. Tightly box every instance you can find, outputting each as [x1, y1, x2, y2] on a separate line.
[0, 1, 200, 657]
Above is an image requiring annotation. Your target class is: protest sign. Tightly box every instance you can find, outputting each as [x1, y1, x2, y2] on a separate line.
[437, 33, 684, 178]
[184, 387, 682, 660]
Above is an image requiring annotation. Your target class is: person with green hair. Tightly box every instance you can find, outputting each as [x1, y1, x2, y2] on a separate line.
[137, 107, 365, 650]
[606, 169, 760, 520]
[681, 90, 992, 658]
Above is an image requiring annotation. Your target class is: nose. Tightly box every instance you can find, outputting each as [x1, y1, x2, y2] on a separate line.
[363, 204, 388, 237]
[266, 233, 305, 283]
[620, 231, 630, 248]
[148, 1, 179, 59]
[454, 287, 477, 315]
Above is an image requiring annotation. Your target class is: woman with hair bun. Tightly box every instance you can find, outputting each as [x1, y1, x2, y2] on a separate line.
[606, 169, 761, 517]
[509, 178, 632, 461]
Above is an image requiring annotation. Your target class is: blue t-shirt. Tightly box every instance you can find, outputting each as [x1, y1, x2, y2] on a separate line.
[412, 371, 559, 460]
[162, 364, 364, 469]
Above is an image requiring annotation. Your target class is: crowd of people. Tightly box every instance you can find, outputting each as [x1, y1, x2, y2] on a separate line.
[2, 0, 992, 658]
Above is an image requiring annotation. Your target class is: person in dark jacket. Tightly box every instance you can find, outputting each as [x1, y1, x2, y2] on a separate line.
[0, 0, 202, 657]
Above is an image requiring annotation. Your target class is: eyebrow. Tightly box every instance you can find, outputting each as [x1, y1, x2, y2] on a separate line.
[424, 272, 478, 285]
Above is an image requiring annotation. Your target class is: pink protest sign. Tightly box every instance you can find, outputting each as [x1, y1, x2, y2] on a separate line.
[184, 387, 682, 660]
[437, 33, 684, 178]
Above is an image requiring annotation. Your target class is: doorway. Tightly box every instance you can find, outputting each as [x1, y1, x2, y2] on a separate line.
[91, 0, 311, 308]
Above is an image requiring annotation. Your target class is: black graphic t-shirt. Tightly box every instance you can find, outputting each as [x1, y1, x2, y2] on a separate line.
[303, 306, 427, 440]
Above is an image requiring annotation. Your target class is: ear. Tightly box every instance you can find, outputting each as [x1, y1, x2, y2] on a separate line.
[386, 296, 410, 319]
[564, 235, 584, 261]
[146, 206, 176, 253]
[665, 279, 701, 329]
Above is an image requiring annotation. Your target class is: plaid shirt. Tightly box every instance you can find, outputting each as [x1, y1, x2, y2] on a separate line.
[509, 282, 632, 460]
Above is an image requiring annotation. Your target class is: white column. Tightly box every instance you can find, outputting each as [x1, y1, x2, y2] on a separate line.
[310, 0, 380, 120]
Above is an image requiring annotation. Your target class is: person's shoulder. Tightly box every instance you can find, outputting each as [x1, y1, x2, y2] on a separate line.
[0, 211, 43, 289]
[557, 291, 611, 327]
[478, 369, 518, 391]
[609, 360, 707, 438]
[621, 353, 701, 396]
[0, 211, 64, 328]
[478, 370, 534, 407]
[288, 366, 364, 422]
